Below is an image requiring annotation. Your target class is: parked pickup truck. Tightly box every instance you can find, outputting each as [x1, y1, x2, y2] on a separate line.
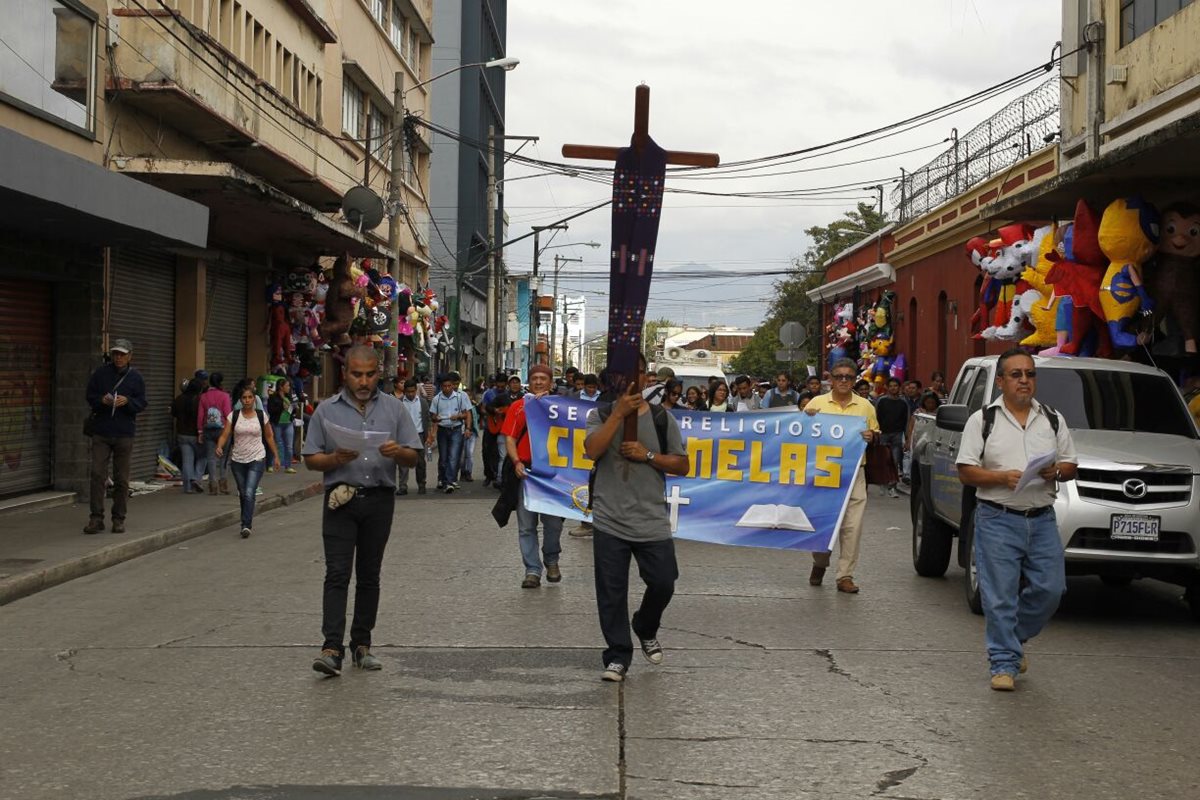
[908, 355, 1200, 620]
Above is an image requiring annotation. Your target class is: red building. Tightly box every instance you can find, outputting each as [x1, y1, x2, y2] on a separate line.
[811, 148, 1059, 389]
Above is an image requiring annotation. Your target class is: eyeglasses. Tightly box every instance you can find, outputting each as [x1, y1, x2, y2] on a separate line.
[831, 374, 855, 381]
[1005, 369, 1037, 380]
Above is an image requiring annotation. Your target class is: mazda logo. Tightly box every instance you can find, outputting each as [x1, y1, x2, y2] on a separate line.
[1122, 479, 1148, 499]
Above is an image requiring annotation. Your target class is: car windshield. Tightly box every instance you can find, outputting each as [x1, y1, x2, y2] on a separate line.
[1036, 368, 1198, 438]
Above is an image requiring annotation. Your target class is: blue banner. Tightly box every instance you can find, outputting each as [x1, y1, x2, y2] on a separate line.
[522, 395, 867, 551]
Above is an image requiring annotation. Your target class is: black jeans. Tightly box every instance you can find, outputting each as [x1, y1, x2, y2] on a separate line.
[397, 433, 427, 489]
[481, 429, 499, 482]
[592, 528, 678, 667]
[321, 487, 395, 655]
[90, 435, 134, 522]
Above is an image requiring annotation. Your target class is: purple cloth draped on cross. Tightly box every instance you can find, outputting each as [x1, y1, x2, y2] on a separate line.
[605, 138, 668, 388]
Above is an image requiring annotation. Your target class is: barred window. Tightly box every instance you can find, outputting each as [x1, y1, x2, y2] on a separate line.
[342, 78, 363, 138]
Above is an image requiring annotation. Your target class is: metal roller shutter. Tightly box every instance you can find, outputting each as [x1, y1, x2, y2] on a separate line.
[110, 248, 176, 481]
[0, 280, 54, 495]
[204, 267, 248, 386]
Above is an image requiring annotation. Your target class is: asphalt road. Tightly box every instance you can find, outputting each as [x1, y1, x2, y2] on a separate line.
[3, 481, 1199, 800]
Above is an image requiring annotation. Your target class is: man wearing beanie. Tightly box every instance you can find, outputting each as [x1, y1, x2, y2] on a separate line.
[502, 363, 566, 588]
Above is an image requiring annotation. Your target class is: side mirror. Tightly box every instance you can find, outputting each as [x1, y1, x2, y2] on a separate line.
[935, 403, 970, 433]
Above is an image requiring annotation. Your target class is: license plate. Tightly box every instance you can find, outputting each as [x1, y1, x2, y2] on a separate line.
[1110, 514, 1160, 541]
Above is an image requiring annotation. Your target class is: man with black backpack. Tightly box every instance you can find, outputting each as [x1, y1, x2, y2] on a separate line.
[584, 383, 689, 683]
[956, 349, 1077, 692]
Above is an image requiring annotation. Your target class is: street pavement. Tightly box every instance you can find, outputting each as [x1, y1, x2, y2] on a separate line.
[3, 470, 1200, 799]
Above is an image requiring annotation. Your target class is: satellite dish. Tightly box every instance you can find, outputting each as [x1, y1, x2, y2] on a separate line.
[341, 186, 385, 232]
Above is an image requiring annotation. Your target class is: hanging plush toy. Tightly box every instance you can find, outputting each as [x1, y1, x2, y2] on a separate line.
[1046, 199, 1111, 358]
[1098, 196, 1160, 350]
[965, 236, 999, 339]
[1143, 202, 1200, 354]
[990, 225, 1049, 341]
[1019, 224, 1064, 350]
[320, 254, 364, 346]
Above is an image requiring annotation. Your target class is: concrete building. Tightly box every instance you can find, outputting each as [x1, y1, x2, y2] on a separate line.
[428, 0, 510, 383]
[0, 0, 434, 497]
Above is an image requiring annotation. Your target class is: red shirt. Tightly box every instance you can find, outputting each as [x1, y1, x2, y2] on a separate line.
[500, 397, 531, 463]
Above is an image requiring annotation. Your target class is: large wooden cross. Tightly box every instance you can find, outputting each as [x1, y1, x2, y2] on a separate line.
[562, 85, 719, 441]
[562, 84, 722, 167]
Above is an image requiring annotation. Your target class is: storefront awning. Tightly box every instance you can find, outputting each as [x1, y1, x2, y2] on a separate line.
[806, 262, 895, 303]
[113, 159, 389, 261]
[981, 113, 1200, 220]
[0, 127, 208, 248]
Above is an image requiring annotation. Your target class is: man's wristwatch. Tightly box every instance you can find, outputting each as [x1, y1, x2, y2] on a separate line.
[645, 451, 656, 464]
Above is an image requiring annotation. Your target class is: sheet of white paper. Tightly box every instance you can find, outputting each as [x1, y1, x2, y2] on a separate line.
[1014, 450, 1057, 492]
[324, 421, 391, 452]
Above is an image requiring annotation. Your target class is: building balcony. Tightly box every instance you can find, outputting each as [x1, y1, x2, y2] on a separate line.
[108, 9, 357, 212]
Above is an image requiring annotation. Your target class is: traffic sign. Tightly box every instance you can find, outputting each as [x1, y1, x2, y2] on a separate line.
[779, 321, 807, 347]
[776, 349, 806, 362]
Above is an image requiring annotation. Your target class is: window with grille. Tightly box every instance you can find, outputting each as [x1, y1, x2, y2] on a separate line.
[342, 79, 363, 138]
[370, 0, 386, 27]
[390, 3, 404, 51]
[367, 103, 387, 156]
[408, 29, 420, 77]
[1119, 0, 1194, 46]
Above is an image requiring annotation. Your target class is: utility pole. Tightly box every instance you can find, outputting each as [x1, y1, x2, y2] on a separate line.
[388, 71, 406, 279]
[549, 254, 581, 372]
[527, 223, 567, 374]
[486, 124, 497, 376]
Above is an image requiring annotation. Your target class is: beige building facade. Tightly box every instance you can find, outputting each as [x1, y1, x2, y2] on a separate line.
[0, 0, 435, 496]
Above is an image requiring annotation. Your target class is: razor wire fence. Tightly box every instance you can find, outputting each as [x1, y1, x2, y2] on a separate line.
[891, 76, 1060, 222]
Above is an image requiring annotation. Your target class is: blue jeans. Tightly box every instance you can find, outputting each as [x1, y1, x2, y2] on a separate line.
[273, 421, 293, 469]
[436, 426, 463, 486]
[461, 431, 474, 477]
[974, 503, 1066, 675]
[229, 459, 266, 530]
[203, 428, 226, 481]
[516, 484, 563, 576]
[177, 434, 204, 491]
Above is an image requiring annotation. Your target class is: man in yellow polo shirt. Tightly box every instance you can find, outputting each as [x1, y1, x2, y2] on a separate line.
[804, 357, 880, 593]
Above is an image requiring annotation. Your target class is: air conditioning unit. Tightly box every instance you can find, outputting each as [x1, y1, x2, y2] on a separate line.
[692, 349, 712, 360]
[666, 346, 685, 360]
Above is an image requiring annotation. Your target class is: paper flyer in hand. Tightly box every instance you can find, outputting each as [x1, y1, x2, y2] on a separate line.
[323, 421, 391, 452]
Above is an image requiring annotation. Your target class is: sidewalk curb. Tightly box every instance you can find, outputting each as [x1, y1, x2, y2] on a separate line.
[0, 481, 324, 607]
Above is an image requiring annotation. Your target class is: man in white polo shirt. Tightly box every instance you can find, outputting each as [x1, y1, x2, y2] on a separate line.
[956, 348, 1077, 692]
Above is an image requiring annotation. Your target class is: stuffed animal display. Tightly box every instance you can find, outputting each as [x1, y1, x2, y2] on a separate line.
[962, 193, 1200, 362]
[263, 256, 446, 384]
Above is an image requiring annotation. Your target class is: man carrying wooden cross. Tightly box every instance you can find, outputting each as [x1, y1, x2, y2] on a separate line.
[566, 84, 717, 681]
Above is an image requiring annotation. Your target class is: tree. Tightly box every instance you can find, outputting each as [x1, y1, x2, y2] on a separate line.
[732, 203, 889, 377]
[642, 317, 677, 364]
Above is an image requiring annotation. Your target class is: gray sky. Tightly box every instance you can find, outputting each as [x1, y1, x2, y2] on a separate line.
[502, 0, 1062, 339]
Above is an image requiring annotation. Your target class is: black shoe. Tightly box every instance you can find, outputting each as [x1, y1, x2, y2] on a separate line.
[351, 645, 382, 670]
[602, 662, 627, 682]
[444, 484, 455, 494]
[417, 486, 427, 495]
[312, 649, 342, 677]
[482, 478, 492, 487]
[395, 487, 408, 496]
[82, 519, 104, 535]
[638, 636, 664, 665]
[239, 527, 251, 539]
[460, 474, 474, 482]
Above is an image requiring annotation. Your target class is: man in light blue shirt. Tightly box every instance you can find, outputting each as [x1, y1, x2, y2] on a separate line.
[396, 378, 429, 495]
[428, 373, 473, 493]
